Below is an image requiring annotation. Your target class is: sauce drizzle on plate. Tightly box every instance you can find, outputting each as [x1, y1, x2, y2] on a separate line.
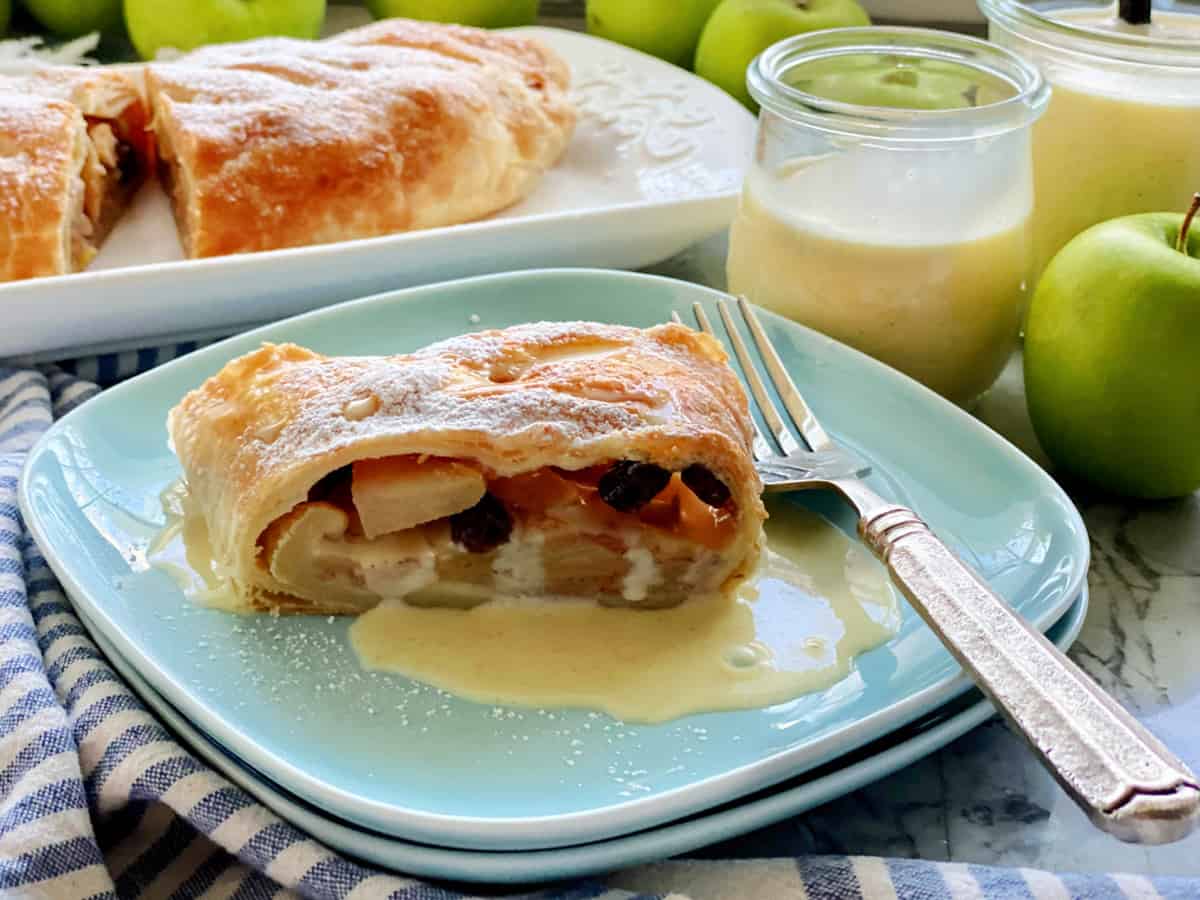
[153, 489, 899, 723]
[349, 499, 898, 723]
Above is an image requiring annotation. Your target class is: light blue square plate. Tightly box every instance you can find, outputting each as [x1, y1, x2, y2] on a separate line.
[19, 269, 1089, 851]
[80, 593, 1087, 884]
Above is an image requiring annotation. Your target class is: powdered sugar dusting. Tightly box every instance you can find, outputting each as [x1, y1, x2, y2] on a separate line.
[145, 18, 576, 254]
[0, 96, 76, 221]
[259, 347, 642, 475]
[235, 321, 747, 483]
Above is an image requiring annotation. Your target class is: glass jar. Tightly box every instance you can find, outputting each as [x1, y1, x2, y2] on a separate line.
[979, 0, 1200, 279]
[726, 28, 1048, 406]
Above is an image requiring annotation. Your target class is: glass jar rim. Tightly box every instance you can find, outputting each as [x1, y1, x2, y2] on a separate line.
[977, 0, 1200, 67]
[747, 27, 1049, 141]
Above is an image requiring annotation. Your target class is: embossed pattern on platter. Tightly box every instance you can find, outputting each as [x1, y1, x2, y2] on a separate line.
[571, 59, 740, 201]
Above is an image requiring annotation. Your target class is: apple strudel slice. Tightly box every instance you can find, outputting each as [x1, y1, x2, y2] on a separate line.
[145, 18, 575, 260]
[0, 68, 151, 282]
[168, 322, 766, 614]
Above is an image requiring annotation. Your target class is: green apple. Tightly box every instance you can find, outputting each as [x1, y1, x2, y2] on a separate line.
[695, 0, 870, 109]
[366, 0, 538, 28]
[1024, 195, 1200, 499]
[586, 0, 722, 68]
[783, 54, 1017, 111]
[123, 0, 327, 60]
[20, 0, 122, 37]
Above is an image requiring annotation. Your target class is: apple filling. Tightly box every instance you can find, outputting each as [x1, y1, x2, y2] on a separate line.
[69, 117, 144, 271]
[255, 456, 741, 610]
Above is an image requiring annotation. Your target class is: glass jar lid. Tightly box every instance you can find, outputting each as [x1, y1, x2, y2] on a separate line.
[748, 27, 1049, 141]
[978, 0, 1200, 67]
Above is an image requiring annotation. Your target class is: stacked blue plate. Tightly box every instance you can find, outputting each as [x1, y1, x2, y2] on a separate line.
[20, 270, 1090, 883]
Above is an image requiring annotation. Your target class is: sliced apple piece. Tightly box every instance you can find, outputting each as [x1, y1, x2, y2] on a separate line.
[261, 499, 436, 601]
[261, 501, 355, 588]
[351, 456, 486, 539]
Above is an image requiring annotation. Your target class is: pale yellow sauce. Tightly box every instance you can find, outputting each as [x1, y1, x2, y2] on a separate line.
[727, 179, 1030, 406]
[349, 500, 899, 723]
[1013, 9, 1200, 276]
[149, 480, 241, 611]
[152, 489, 900, 724]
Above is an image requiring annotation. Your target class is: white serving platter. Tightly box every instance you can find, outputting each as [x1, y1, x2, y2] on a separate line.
[0, 25, 754, 359]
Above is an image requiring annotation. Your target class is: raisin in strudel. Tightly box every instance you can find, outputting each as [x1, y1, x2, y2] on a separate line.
[145, 18, 575, 259]
[0, 68, 151, 282]
[167, 322, 766, 613]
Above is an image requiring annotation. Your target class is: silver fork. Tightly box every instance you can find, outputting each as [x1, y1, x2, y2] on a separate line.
[677, 296, 1200, 846]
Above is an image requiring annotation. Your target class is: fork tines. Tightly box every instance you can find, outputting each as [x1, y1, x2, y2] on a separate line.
[682, 296, 834, 461]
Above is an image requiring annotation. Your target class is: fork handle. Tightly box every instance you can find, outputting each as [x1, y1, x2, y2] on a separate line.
[858, 502, 1200, 845]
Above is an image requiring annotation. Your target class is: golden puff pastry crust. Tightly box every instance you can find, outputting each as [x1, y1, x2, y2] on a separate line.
[0, 95, 84, 282]
[0, 68, 151, 282]
[168, 322, 766, 614]
[146, 18, 576, 259]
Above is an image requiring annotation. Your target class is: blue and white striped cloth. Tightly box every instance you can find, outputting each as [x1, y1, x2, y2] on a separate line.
[1, 349, 1196, 899]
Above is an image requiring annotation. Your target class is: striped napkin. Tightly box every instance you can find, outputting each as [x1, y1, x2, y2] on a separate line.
[0, 352, 1193, 899]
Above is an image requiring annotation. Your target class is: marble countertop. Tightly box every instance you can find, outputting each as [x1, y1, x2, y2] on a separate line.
[645, 233, 1200, 877]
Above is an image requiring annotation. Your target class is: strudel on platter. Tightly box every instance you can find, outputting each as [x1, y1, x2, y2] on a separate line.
[146, 19, 575, 259]
[0, 68, 151, 282]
